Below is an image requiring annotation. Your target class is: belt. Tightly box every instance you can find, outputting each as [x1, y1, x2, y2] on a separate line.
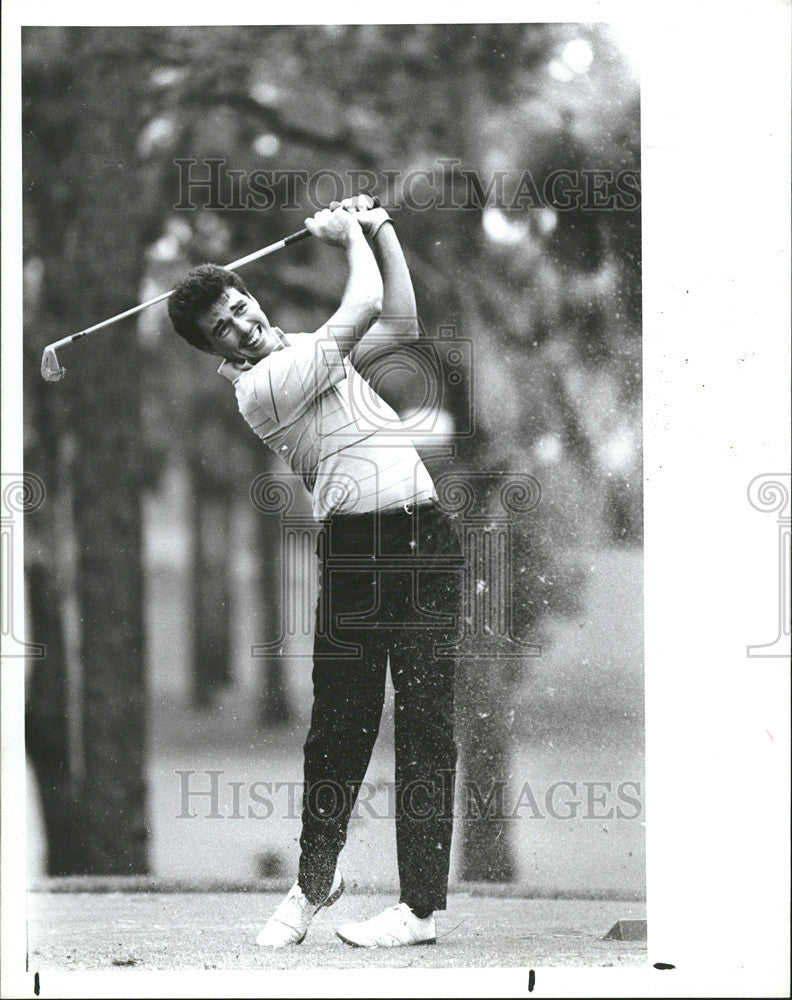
[323, 498, 439, 527]
[399, 498, 437, 515]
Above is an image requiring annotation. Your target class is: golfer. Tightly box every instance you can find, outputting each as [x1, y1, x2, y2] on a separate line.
[168, 196, 462, 948]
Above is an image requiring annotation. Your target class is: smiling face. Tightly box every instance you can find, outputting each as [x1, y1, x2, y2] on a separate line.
[198, 286, 285, 363]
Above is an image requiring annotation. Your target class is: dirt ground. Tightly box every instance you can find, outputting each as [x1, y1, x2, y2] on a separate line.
[27, 891, 647, 971]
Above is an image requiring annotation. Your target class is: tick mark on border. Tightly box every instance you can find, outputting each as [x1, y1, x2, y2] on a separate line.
[34, 971, 41, 995]
[528, 968, 536, 991]
[654, 961, 676, 970]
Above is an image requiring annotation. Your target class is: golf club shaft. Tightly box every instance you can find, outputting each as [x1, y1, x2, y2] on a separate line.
[46, 228, 311, 353]
[41, 196, 381, 380]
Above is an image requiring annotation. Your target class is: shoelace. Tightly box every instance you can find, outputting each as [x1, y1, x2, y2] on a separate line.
[272, 887, 308, 927]
[377, 904, 419, 943]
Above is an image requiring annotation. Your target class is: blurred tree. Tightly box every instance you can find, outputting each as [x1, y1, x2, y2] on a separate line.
[254, 477, 293, 728]
[23, 27, 155, 873]
[189, 467, 233, 709]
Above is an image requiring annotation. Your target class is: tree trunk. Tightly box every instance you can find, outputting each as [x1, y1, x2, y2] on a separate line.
[25, 560, 89, 874]
[457, 681, 517, 883]
[189, 471, 233, 709]
[27, 28, 151, 873]
[451, 474, 520, 882]
[255, 503, 292, 727]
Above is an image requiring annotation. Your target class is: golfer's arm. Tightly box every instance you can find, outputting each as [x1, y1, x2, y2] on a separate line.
[349, 224, 420, 371]
[370, 223, 419, 339]
[324, 228, 383, 358]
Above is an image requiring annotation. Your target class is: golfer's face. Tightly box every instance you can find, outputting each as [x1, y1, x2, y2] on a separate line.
[201, 287, 283, 362]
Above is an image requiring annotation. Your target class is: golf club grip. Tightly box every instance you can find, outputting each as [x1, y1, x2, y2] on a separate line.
[224, 196, 382, 272]
[268, 196, 381, 249]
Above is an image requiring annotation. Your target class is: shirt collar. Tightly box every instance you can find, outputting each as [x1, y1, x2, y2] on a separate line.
[217, 327, 290, 384]
[217, 358, 253, 384]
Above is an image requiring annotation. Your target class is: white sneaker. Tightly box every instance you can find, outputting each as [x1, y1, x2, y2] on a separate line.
[336, 903, 436, 948]
[256, 868, 344, 947]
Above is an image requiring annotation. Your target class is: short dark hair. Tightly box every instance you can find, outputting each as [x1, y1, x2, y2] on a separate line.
[167, 264, 250, 351]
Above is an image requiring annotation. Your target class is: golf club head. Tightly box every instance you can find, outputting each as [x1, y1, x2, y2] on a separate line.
[41, 346, 67, 382]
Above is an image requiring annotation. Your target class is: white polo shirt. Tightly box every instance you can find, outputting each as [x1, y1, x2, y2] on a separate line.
[219, 328, 437, 519]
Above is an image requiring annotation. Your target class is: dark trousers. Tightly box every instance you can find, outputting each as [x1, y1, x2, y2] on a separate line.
[297, 501, 463, 914]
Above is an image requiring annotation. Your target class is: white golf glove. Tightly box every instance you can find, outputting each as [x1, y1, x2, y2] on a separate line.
[329, 194, 392, 239]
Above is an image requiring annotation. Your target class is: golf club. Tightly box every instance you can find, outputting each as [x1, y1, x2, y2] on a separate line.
[40, 197, 380, 383]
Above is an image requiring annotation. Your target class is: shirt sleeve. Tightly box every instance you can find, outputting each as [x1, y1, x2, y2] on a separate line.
[238, 330, 348, 426]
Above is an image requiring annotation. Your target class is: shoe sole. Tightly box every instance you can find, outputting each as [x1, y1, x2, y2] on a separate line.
[335, 931, 436, 948]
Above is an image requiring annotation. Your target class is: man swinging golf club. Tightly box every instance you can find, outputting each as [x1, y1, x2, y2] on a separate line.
[167, 195, 462, 948]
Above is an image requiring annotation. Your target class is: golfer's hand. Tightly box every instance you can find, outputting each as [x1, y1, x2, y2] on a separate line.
[304, 206, 363, 247]
[329, 195, 391, 238]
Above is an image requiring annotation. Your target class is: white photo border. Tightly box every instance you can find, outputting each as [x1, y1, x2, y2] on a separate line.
[2, 1, 790, 997]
